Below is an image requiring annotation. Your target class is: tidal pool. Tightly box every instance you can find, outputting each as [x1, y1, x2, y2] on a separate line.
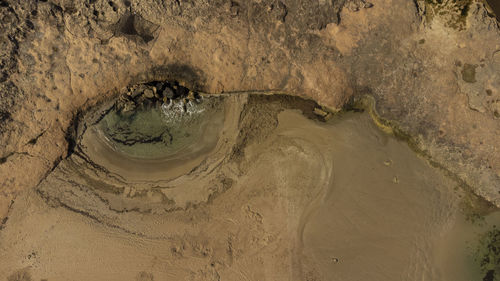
[96, 96, 223, 159]
[0, 85, 498, 281]
[437, 203, 500, 281]
[81, 96, 225, 182]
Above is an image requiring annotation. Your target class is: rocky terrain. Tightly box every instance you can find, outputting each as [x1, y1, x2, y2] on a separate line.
[0, 0, 499, 264]
[1, 0, 500, 275]
[0, 0, 499, 217]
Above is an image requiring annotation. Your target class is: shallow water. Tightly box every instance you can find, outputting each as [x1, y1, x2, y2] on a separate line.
[80, 97, 226, 182]
[98, 98, 221, 159]
[274, 110, 500, 281]
[0, 94, 498, 281]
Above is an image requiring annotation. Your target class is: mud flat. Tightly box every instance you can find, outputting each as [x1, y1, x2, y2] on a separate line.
[0, 93, 498, 281]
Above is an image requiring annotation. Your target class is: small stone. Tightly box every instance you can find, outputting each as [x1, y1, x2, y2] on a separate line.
[313, 107, 328, 117]
[230, 3, 239, 17]
[162, 87, 175, 99]
[118, 93, 130, 102]
[176, 85, 190, 97]
[122, 101, 136, 112]
[346, 1, 360, 11]
[130, 88, 142, 98]
[384, 160, 392, 166]
[130, 84, 146, 98]
[194, 94, 203, 103]
[143, 88, 154, 98]
[332, 257, 339, 263]
[155, 82, 164, 90]
[392, 176, 399, 184]
[154, 90, 162, 99]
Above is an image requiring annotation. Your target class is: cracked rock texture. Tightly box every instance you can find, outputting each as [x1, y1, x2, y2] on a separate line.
[0, 0, 499, 219]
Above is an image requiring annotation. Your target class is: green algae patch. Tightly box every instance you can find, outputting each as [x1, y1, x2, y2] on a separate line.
[474, 226, 500, 281]
[352, 95, 418, 147]
[462, 63, 478, 83]
[460, 187, 500, 226]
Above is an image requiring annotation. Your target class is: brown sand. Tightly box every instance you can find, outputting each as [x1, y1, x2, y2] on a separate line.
[0, 96, 494, 280]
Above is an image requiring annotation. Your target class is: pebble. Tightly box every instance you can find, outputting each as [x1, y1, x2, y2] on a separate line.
[143, 88, 155, 98]
[392, 176, 399, 184]
[163, 87, 175, 99]
[313, 107, 328, 117]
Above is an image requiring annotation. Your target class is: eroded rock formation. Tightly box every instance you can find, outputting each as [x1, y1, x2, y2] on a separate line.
[0, 0, 499, 221]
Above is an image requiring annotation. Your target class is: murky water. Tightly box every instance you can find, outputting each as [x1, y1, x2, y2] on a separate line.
[80, 97, 226, 182]
[437, 207, 500, 281]
[0, 93, 498, 281]
[98, 98, 222, 159]
[275, 110, 500, 281]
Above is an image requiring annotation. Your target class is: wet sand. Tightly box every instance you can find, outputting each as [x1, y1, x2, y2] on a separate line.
[0, 96, 498, 280]
[278, 111, 456, 280]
